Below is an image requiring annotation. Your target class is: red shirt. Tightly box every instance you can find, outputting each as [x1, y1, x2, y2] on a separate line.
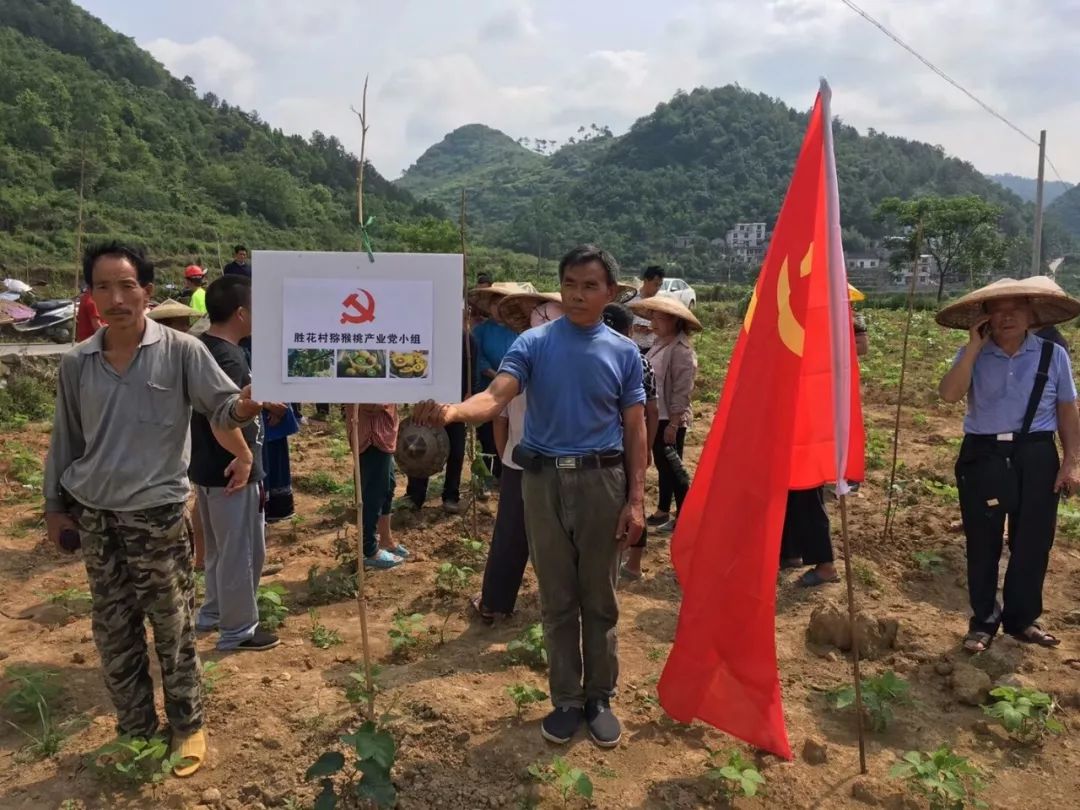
[75, 290, 101, 342]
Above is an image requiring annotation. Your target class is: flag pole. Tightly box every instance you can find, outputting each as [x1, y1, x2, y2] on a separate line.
[882, 221, 924, 543]
[821, 77, 869, 774]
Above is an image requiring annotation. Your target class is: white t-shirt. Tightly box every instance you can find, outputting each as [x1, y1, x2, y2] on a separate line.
[501, 392, 527, 470]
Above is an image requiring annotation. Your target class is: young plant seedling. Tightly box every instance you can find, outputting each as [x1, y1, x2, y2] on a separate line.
[307, 564, 359, 604]
[889, 746, 987, 809]
[306, 720, 397, 809]
[388, 613, 425, 656]
[506, 683, 548, 716]
[89, 735, 191, 786]
[2, 665, 63, 720]
[435, 562, 475, 596]
[344, 665, 383, 707]
[256, 582, 289, 631]
[527, 756, 593, 807]
[308, 609, 344, 649]
[828, 670, 913, 732]
[458, 536, 486, 564]
[201, 660, 228, 695]
[705, 749, 765, 801]
[506, 623, 548, 669]
[983, 686, 1064, 743]
[912, 550, 945, 573]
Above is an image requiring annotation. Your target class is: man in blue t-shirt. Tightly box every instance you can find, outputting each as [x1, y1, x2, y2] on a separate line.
[415, 245, 646, 749]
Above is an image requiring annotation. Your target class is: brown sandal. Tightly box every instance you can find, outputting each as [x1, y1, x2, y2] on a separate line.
[1011, 625, 1061, 647]
[469, 594, 495, 625]
[963, 631, 993, 653]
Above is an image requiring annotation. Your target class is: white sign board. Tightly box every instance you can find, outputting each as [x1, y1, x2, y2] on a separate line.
[251, 251, 464, 404]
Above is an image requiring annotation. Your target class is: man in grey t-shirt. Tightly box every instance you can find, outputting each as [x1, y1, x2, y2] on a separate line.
[43, 243, 262, 776]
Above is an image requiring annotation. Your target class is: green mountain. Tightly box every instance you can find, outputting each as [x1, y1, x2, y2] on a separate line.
[987, 173, 1071, 207]
[0, 0, 447, 278]
[1047, 184, 1080, 243]
[398, 86, 1067, 274]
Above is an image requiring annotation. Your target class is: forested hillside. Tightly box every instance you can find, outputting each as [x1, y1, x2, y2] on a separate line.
[400, 86, 1069, 270]
[0, 0, 449, 276]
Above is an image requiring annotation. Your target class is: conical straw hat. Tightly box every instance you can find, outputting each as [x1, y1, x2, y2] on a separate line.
[147, 299, 198, 321]
[627, 295, 702, 332]
[467, 281, 537, 316]
[492, 292, 562, 333]
[935, 276, 1080, 329]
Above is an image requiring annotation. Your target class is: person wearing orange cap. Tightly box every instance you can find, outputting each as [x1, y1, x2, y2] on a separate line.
[183, 265, 208, 315]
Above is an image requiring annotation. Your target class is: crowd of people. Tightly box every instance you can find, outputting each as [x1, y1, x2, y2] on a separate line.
[41, 238, 1080, 771]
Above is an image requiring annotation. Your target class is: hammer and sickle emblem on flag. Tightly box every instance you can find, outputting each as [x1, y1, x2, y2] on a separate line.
[340, 289, 376, 325]
[743, 243, 813, 359]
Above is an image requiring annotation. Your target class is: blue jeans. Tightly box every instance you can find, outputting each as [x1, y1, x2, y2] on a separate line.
[360, 447, 395, 557]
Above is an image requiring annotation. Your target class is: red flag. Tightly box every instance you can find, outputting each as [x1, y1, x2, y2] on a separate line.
[658, 81, 864, 759]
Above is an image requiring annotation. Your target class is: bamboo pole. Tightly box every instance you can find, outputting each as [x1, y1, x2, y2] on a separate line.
[347, 76, 375, 719]
[460, 189, 479, 540]
[838, 493, 867, 773]
[882, 222, 924, 543]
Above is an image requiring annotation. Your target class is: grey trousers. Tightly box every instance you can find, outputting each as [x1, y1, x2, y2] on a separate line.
[195, 483, 265, 649]
[522, 464, 626, 708]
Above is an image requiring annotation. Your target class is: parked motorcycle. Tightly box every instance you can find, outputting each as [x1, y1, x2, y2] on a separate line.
[2, 279, 74, 343]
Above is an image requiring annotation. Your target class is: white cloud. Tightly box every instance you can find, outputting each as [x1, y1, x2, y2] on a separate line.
[146, 36, 258, 108]
[478, 1, 539, 44]
[113, 0, 1080, 182]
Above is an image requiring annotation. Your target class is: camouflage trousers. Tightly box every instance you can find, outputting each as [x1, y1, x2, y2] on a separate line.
[77, 501, 204, 738]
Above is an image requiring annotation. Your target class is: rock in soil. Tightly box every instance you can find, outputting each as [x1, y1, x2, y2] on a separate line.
[935, 659, 954, 676]
[802, 738, 828, 765]
[201, 787, 222, 804]
[951, 662, 992, 705]
[806, 600, 899, 658]
[851, 777, 886, 806]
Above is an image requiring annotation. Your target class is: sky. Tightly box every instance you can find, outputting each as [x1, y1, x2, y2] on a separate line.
[78, 0, 1079, 183]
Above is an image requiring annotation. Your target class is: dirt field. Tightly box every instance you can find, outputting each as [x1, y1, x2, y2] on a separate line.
[3, 309, 1080, 809]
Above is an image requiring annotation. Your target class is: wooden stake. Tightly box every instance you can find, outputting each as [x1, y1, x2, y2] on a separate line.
[348, 409, 376, 720]
[882, 221, 924, 543]
[838, 493, 867, 774]
[460, 188, 479, 540]
[1030, 130, 1047, 278]
[347, 76, 376, 719]
[73, 154, 86, 345]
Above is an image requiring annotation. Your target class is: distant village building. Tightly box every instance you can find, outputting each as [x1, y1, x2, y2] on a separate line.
[897, 254, 939, 287]
[725, 222, 770, 265]
[845, 255, 881, 271]
[672, 235, 698, 250]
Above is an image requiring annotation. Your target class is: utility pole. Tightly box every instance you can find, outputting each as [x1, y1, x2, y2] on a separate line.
[1030, 129, 1047, 278]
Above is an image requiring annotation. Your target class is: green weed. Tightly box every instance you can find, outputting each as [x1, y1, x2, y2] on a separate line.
[983, 686, 1064, 743]
[912, 550, 946, 572]
[309, 610, 344, 649]
[201, 661, 227, 695]
[2, 665, 62, 720]
[828, 671, 913, 732]
[507, 623, 548, 669]
[307, 563, 358, 604]
[705, 749, 765, 800]
[257, 582, 289, 631]
[890, 746, 986, 809]
[296, 470, 353, 495]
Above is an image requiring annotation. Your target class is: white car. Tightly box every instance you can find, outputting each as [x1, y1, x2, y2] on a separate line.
[658, 278, 696, 309]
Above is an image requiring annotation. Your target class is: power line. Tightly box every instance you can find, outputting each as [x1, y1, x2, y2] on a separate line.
[838, 0, 1071, 186]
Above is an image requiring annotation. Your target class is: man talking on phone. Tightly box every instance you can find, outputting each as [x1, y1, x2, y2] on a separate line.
[937, 278, 1080, 654]
[413, 245, 646, 748]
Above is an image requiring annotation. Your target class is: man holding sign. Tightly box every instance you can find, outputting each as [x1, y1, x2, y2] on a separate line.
[414, 245, 646, 748]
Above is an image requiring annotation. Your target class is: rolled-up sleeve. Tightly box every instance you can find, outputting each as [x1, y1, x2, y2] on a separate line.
[43, 353, 85, 513]
[498, 332, 534, 389]
[620, 348, 645, 409]
[183, 339, 247, 428]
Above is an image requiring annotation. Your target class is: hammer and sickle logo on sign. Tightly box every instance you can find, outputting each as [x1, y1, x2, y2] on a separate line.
[340, 289, 376, 325]
[742, 243, 812, 358]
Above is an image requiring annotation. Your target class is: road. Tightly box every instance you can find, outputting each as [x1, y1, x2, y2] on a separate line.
[0, 342, 70, 358]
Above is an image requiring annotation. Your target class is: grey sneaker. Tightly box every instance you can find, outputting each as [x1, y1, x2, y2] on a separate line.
[540, 706, 583, 745]
[585, 699, 621, 747]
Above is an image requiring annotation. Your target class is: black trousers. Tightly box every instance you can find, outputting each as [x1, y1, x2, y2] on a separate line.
[779, 487, 832, 565]
[477, 421, 502, 480]
[956, 435, 1059, 636]
[480, 468, 528, 614]
[654, 419, 688, 514]
[407, 422, 467, 505]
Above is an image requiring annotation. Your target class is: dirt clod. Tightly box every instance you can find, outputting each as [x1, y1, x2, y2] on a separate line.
[852, 777, 885, 806]
[802, 738, 828, 765]
[201, 787, 222, 804]
[951, 662, 992, 705]
[806, 600, 899, 658]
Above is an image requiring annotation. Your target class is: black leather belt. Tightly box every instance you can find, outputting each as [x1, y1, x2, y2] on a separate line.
[543, 453, 624, 470]
[966, 431, 1055, 445]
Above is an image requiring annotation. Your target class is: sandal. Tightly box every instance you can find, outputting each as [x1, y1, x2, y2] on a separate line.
[780, 557, 803, 570]
[963, 631, 994, 653]
[619, 564, 642, 582]
[797, 569, 840, 588]
[1011, 625, 1061, 647]
[171, 728, 207, 777]
[469, 594, 495, 625]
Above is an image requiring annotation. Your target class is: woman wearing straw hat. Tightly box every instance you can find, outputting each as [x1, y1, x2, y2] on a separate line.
[629, 295, 699, 535]
[147, 298, 199, 333]
[937, 277, 1080, 653]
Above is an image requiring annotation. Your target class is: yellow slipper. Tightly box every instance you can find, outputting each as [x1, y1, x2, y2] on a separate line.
[171, 728, 207, 777]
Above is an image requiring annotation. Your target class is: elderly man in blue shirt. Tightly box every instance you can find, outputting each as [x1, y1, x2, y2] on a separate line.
[938, 277, 1080, 654]
[415, 245, 646, 749]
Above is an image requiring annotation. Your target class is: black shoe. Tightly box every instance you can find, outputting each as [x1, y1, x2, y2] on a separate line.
[645, 513, 671, 527]
[540, 706, 583, 745]
[585, 699, 621, 748]
[235, 630, 280, 651]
